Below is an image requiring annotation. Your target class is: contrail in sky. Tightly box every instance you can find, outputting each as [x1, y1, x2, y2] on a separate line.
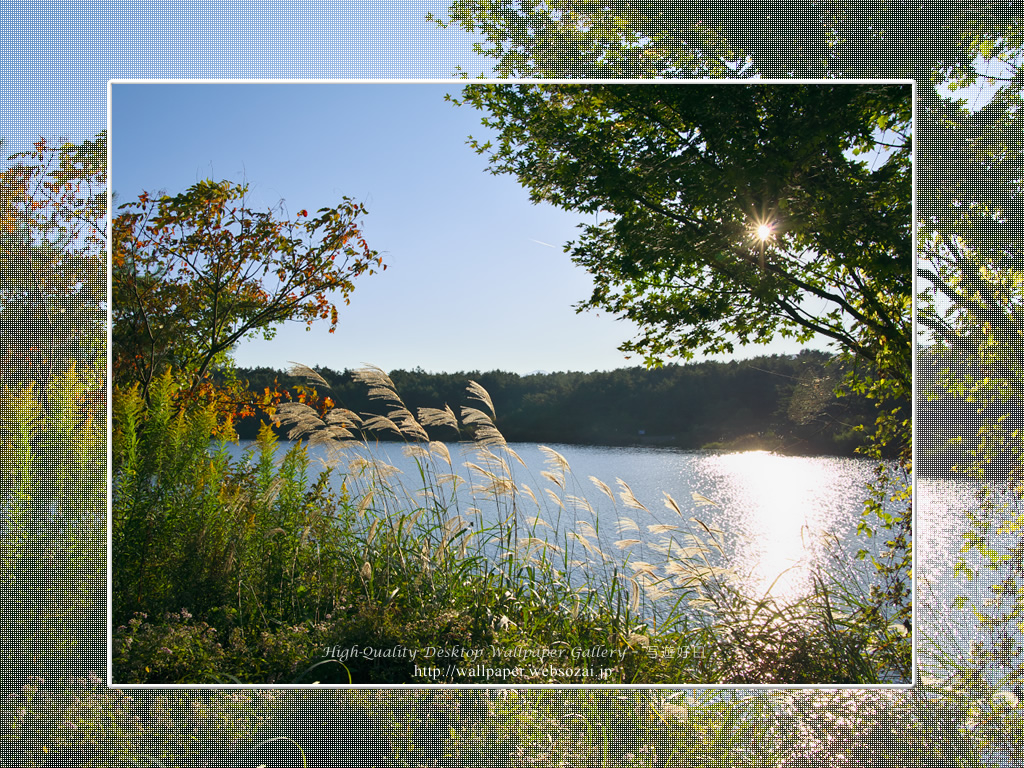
[530, 238, 558, 248]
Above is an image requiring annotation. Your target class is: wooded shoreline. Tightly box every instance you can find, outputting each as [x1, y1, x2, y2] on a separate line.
[224, 349, 900, 458]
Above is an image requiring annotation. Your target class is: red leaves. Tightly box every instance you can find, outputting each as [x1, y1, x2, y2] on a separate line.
[1, 134, 106, 381]
[114, 178, 385, 397]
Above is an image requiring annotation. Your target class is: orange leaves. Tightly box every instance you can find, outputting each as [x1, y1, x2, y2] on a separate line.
[254, 383, 286, 419]
[0, 166, 30, 235]
[114, 178, 384, 396]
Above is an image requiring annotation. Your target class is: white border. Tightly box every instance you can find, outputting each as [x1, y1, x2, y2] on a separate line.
[107, 77, 917, 691]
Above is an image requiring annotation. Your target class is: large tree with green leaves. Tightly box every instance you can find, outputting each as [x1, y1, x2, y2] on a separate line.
[457, 83, 911, 455]
[436, 2, 1020, 464]
[431, 4, 1024, 753]
[113, 179, 384, 404]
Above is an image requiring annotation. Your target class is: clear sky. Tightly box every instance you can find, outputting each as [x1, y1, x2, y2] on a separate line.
[111, 80, 831, 375]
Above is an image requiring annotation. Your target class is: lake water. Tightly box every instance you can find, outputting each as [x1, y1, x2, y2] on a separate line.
[915, 477, 1024, 682]
[223, 438, 905, 623]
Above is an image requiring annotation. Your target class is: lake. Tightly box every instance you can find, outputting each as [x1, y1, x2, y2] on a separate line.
[915, 476, 1024, 685]
[223, 438, 906, 623]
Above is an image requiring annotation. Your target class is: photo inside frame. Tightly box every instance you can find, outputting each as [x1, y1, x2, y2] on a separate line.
[108, 80, 913, 688]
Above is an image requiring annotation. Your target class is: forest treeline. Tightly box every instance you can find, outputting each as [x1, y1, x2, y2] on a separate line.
[226, 349, 891, 457]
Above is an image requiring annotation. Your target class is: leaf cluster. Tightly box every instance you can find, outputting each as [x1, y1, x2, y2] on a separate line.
[0, 133, 106, 388]
[435, 1, 1020, 83]
[112, 179, 384, 404]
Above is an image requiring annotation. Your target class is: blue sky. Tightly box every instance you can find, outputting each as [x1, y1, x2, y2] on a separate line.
[0, 2, 847, 376]
[111, 80, 833, 375]
[112, 82, 631, 374]
[0, 2, 490, 150]
[0, 1, 862, 376]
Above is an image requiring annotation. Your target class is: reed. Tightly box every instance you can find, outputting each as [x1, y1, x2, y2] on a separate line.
[110, 363, 909, 685]
[13, 365, 1009, 765]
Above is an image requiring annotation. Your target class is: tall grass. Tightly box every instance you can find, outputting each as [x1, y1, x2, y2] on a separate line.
[1, 363, 105, 691]
[7, 364, 1016, 766]
[110, 363, 908, 685]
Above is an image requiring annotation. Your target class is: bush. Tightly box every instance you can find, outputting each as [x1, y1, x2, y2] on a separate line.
[113, 610, 226, 684]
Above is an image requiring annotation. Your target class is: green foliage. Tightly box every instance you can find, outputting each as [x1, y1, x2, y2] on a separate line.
[3, 672, 284, 767]
[455, 84, 910, 401]
[433, 1, 1017, 83]
[924, 484, 1024, 764]
[112, 371, 237, 619]
[112, 179, 384, 402]
[230, 350, 885, 456]
[109, 362, 910, 686]
[850, 461, 913, 668]
[113, 610, 226, 685]
[0, 364, 105, 689]
[112, 372, 354, 652]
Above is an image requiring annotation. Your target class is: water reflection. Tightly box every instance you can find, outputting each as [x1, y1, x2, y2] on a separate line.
[697, 451, 822, 602]
[222, 439, 896, 611]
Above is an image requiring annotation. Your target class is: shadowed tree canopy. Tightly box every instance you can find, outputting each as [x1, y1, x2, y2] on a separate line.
[112, 179, 384, 403]
[437, 1, 1021, 466]
[435, 1, 1014, 83]
[456, 84, 911, 419]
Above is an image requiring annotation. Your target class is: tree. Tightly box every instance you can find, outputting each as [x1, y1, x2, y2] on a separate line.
[431, 0, 1024, 738]
[0, 133, 107, 389]
[435, 3, 1022, 458]
[112, 179, 385, 403]
[433, 2, 1013, 83]
[456, 83, 911, 454]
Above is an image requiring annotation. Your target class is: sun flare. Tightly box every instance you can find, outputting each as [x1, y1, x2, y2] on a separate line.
[703, 451, 823, 604]
[755, 223, 774, 242]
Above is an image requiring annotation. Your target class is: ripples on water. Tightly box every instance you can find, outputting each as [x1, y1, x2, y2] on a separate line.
[916, 478, 1022, 679]
[224, 439, 903, 612]
[694, 451, 885, 602]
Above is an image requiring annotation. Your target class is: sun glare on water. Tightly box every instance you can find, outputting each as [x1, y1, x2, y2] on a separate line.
[700, 451, 830, 604]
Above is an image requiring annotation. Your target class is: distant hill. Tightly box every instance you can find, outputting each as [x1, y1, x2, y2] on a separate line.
[224, 350, 899, 458]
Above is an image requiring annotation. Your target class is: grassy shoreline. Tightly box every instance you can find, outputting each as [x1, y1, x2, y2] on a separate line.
[112, 366, 910, 686]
